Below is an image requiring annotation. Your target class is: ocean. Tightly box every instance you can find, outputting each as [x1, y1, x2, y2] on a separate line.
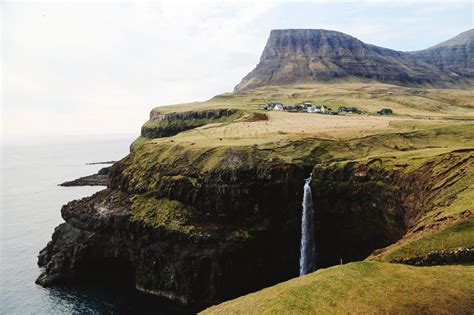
[0, 135, 193, 314]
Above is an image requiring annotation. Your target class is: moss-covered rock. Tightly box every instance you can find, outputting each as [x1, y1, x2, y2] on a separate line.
[130, 195, 197, 233]
[141, 109, 241, 139]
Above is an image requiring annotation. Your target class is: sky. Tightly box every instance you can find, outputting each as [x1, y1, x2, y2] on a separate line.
[2, 0, 473, 139]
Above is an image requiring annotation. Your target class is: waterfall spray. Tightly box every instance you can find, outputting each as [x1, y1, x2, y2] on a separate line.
[299, 174, 316, 276]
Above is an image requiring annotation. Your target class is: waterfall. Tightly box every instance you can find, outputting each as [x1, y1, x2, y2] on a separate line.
[299, 174, 316, 276]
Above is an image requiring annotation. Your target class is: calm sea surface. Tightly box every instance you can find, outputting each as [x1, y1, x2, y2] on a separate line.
[1, 135, 193, 314]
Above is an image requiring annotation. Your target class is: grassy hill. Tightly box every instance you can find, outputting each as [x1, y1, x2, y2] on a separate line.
[201, 261, 474, 314]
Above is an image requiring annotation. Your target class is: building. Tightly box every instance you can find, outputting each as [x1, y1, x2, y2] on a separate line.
[377, 108, 393, 115]
[264, 102, 285, 110]
[273, 103, 284, 111]
[338, 107, 360, 114]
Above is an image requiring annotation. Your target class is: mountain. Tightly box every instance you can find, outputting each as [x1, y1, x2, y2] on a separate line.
[410, 29, 474, 77]
[235, 29, 474, 91]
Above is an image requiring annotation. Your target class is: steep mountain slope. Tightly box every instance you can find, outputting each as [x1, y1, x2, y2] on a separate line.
[235, 29, 473, 91]
[410, 29, 474, 77]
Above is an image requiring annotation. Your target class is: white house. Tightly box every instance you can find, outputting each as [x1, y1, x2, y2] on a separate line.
[273, 103, 284, 111]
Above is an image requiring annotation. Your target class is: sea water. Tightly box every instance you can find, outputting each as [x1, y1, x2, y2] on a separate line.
[0, 135, 192, 314]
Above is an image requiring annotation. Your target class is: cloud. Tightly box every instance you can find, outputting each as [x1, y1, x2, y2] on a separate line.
[2, 0, 472, 137]
[2, 1, 278, 137]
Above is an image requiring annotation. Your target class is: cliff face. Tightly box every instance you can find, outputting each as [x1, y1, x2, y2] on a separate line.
[410, 29, 474, 77]
[37, 163, 311, 307]
[36, 145, 470, 307]
[141, 109, 238, 139]
[235, 29, 473, 91]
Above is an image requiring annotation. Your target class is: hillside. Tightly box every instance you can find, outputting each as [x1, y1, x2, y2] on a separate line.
[202, 261, 474, 314]
[235, 29, 474, 91]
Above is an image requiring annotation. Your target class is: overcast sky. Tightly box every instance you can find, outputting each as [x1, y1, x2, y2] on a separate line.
[2, 0, 473, 138]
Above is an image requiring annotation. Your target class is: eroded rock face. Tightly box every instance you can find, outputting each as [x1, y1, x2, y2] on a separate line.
[410, 29, 474, 77]
[141, 109, 237, 139]
[311, 164, 431, 267]
[392, 248, 474, 266]
[37, 151, 470, 307]
[235, 29, 473, 91]
[37, 164, 311, 307]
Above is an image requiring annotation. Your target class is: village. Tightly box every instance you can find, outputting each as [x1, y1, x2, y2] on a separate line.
[260, 101, 393, 115]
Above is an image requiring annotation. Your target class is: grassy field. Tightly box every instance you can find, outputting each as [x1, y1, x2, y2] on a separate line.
[151, 82, 474, 118]
[201, 261, 474, 314]
[136, 82, 474, 149]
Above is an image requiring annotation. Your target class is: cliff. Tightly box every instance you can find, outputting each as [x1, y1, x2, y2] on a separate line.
[36, 72, 474, 310]
[235, 29, 474, 91]
[59, 166, 110, 186]
[36, 100, 474, 308]
[141, 109, 239, 139]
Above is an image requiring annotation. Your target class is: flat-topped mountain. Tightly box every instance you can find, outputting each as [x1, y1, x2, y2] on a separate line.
[235, 29, 474, 91]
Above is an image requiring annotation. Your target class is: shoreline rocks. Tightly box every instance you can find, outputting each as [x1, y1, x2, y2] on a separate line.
[59, 166, 110, 187]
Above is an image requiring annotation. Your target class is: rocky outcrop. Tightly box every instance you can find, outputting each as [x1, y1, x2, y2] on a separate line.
[59, 167, 110, 187]
[37, 144, 473, 308]
[38, 163, 312, 307]
[141, 109, 237, 139]
[392, 247, 474, 266]
[235, 29, 473, 91]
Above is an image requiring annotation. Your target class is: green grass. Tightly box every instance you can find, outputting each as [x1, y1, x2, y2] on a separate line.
[142, 109, 243, 131]
[129, 195, 196, 233]
[201, 261, 474, 314]
[375, 218, 474, 262]
[148, 82, 474, 118]
[130, 135, 153, 151]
